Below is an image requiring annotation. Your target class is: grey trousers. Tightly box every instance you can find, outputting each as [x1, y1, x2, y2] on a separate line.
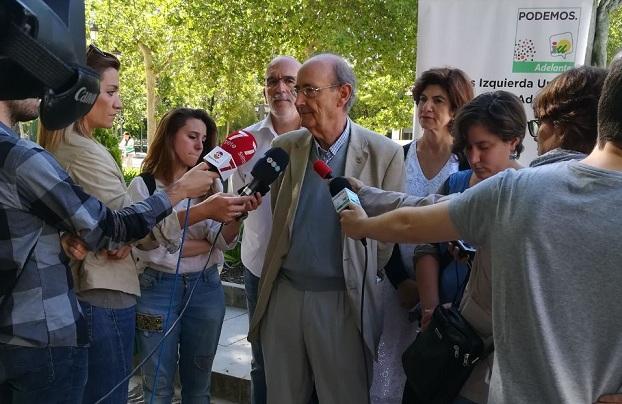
[261, 277, 370, 404]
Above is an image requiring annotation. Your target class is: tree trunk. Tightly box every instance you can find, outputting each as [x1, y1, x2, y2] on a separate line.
[138, 42, 157, 145]
[591, 0, 622, 66]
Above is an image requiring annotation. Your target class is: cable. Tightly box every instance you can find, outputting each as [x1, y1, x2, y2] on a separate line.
[94, 203, 225, 404]
[359, 241, 370, 404]
[148, 197, 192, 404]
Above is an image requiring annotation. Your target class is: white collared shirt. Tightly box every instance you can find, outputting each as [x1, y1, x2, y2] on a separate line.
[232, 115, 280, 276]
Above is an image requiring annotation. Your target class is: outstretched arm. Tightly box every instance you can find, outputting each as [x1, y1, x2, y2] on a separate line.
[340, 201, 459, 244]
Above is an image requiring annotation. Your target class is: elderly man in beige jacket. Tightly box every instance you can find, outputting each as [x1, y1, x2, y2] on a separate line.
[248, 53, 404, 404]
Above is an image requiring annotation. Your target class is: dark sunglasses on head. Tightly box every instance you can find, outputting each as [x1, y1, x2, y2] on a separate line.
[87, 44, 116, 59]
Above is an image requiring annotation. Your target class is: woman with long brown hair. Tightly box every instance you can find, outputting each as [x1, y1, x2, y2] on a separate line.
[128, 108, 251, 403]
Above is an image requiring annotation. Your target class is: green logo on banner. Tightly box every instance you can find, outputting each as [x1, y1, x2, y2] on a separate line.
[513, 8, 580, 74]
[512, 61, 575, 73]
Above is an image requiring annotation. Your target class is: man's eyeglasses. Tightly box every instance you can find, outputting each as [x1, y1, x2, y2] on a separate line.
[293, 84, 341, 98]
[527, 119, 540, 140]
[265, 76, 296, 88]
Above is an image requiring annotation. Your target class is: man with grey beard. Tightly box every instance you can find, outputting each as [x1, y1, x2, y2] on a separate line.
[232, 55, 301, 404]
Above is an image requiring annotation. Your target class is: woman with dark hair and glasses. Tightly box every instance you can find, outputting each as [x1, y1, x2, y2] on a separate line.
[406, 90, 525, 404]
[528, 65, 607, 167]
[371, 67, 474, 404]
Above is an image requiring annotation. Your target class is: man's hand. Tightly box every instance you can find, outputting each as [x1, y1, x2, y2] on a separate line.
[199, 193, 252, 223]
[168, 163, 219, 203]
[447, 241, 471, 263]
[345, 177, 365, 193]
[397, 279, 419, 309]
[339, 203, 369, 240]
[596, 394, 622, 403]
[104, 245, 132, 260]
[60, 233, 88, 261]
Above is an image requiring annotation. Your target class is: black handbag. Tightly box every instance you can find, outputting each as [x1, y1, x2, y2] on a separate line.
[401, 304, 485, 404]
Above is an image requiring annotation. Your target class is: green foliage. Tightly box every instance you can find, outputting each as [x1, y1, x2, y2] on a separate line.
[223, 239, 243, 270]
[608, 7, 622, 63]
[92, 128, 122, 168]
[123, 167, 140, 185]
[224, 224, 243, 269]
[86, 0, 417, 135]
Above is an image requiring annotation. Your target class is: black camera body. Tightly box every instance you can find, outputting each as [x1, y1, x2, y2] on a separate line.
[0, 1, 99, 129]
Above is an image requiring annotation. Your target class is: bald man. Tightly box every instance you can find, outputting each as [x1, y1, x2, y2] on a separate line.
[248, 53, 404, 403]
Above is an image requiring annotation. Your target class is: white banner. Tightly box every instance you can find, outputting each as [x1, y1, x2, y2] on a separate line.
[416, 0, 594, 162]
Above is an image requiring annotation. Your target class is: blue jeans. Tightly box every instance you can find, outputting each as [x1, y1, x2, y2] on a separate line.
[0, 344, 87, 403]
[136, 266, 225, 404]
[244, 267, 266, 404]
[79, 301, 136, 404]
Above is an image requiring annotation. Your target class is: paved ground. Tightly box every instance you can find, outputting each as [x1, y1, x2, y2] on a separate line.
[214, 306, 252, 381]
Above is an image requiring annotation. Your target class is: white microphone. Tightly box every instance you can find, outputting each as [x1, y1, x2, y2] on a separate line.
[329, 177, 362, 213]
[203, 130, 257, 181]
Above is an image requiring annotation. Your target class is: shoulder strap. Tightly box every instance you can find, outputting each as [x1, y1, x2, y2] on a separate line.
[139, 172, 157, 196]
[403, 142, 411, 160]
[438, 177, 451, 195]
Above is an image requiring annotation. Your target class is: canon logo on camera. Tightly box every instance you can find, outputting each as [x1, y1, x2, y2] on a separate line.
[74, 87, 98, 104]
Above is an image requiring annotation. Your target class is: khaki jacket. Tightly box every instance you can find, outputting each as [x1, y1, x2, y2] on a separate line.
[248, 122, 404, 357]
[51, 131, 141, 295]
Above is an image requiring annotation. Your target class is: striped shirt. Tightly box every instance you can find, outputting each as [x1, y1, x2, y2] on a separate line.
[313, 119, 351, 163]
[0, 123, 172, 347]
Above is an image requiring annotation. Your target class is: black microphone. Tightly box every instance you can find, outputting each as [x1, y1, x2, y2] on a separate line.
[238, 147, 289, 196]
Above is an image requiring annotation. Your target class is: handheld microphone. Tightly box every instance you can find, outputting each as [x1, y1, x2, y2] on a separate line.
[203, 130, 257, 181]
[238, 147, 289, 196]
[313, 161, 367, 246]
[313, 160, 333, 179]
[312, 161, 362, 213]
[329, 177, 362, 213]
[329, 178, 367, 247]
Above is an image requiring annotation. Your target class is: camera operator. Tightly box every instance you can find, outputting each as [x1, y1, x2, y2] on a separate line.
[0, 2, 220, 402]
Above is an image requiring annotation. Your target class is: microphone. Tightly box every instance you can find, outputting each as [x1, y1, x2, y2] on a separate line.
[329, 177, 363, 213]
[313, 160, 333, 179]
[238, 147, 289, 196]
[312, 160, 362, 213]
[313, 161, 367, 246]
[203, 130, 257, 181]
[330, 178, 367, 247]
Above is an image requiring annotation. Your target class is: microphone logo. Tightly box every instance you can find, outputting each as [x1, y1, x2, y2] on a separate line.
[223, 130, 257, 164]
[204, 146, 237, 180]
[266, 157, 282, 172]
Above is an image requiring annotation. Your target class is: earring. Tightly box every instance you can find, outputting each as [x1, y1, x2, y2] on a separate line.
[509, 150, 518, 160]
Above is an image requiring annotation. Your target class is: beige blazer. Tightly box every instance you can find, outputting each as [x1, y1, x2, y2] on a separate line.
[51, 131, 141, 295]
[248, 122, 405, 357]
